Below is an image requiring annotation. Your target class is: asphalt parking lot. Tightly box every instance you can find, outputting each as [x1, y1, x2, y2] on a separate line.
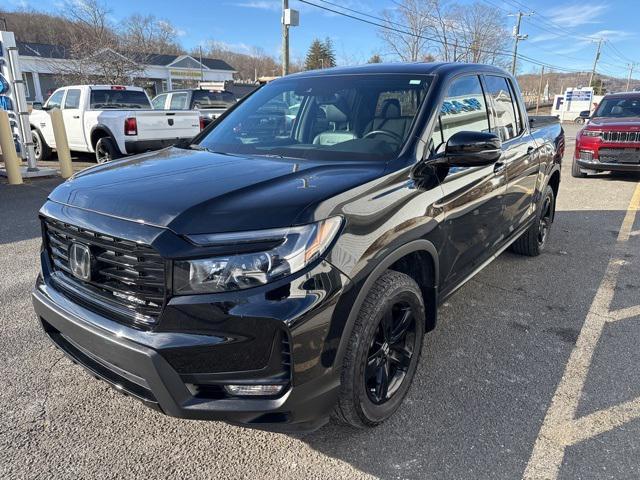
[2, 123, 640, 479]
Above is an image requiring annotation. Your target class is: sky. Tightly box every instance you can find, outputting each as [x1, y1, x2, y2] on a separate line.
[7, 0, 640, 78]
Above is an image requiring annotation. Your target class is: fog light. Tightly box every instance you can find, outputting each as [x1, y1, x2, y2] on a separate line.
[579, 150, 594, 161]
[224, 384, 285, 396]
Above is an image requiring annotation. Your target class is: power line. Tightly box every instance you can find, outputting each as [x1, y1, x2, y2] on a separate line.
[299, 0, 587, 73]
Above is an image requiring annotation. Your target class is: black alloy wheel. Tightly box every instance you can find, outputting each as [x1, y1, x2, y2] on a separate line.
[365, 301, 416, 405]
[333, 270, 425, 428]
[538, 194, 553, 248]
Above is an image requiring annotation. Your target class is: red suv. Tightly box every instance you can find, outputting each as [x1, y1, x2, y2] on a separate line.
[573, 92, 640, 177]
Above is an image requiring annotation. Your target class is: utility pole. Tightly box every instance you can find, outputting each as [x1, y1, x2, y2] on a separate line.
[588, 38, 602, 89]
[282, 0, 289, 76]
[536, 66, 545, 114]
[509, 12, 531, 75]
[626, 63, 635, 92]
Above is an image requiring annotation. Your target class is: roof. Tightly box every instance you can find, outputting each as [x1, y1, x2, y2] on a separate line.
[16, 41, 235, 71]
[286, 61, 511, 79]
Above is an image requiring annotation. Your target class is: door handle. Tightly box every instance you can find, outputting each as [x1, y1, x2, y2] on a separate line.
[73, 115, 80, 119]
[494, 161, 506, 173]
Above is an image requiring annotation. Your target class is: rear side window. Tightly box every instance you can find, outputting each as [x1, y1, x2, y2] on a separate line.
[170, 93, 189, 109]
[151, 94, 167, 109]
[192, 90, 236, 108]
[484, 75, 521, 141]
[431, 75, 490, 150]
[63, 89, 81, 109]
[89, 89, 151, 109]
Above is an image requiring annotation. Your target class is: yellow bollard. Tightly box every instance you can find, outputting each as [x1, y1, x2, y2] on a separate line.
[49, 108, 73, 179]
[0, 110, 23, 185]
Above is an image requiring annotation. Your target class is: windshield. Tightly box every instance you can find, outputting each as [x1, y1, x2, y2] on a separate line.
[197, 74, 433, 161]
[192, 90, 236, 108]
[593, 96, 640, 118]
[90, 89, 151, 109]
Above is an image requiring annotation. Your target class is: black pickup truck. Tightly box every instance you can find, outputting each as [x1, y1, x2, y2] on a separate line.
[32, 63, 564, 432]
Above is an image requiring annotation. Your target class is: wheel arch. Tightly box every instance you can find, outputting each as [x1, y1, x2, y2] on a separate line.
[333, 240, 440, 370]
[89, 125, 120, 154]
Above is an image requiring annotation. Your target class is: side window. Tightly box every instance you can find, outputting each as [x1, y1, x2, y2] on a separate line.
[46, 89, 65, 109]
[63, 89, 81, 109]
[152, 94, 167, 109]
[430, 75, 490, 151]
[169, 93, 188, 110]
[484, 75, 520, 141]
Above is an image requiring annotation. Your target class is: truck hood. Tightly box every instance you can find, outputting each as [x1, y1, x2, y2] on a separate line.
[48, 147, 386, 234]
[588, 117, 640, 129]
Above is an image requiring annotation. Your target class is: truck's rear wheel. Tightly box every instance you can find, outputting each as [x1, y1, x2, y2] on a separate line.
[510, 185, 555, 256]
[333, 270, 425, 428]
[95, 137, 121, 164]
[32, 129, 51, 161]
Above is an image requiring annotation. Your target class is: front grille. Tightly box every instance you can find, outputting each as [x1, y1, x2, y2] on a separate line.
[43, 217, 166, 326]
[602, 131, 640, 143]
[599, 148, 640, 164]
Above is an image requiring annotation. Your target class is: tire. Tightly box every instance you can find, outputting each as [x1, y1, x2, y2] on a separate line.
[574, 117, 585, 125]
[32, 129, 51, 161]
[571, 156, 587, 178]
[333, 270, 425, 428]
[510, 185, 555, 257]
[95, 136, 121, 164]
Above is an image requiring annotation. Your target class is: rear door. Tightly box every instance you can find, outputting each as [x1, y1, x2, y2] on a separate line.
[483, 75, 538, 235]
[61, 88, 85, 149]
[434, 74, 508, 293]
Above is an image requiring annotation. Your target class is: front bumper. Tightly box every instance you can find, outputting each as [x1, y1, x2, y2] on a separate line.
[576, 158, 640, 172]
[33, 263, 348, 432]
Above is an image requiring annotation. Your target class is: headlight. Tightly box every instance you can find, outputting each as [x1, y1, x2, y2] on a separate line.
[582, 130, 602, 137]
[173, 217, 342, 294]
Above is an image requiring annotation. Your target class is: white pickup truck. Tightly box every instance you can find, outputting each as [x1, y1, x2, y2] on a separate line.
[30, 85, 202, 163]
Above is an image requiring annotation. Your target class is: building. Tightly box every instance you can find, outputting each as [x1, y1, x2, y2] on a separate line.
[16, 41, 236, 103]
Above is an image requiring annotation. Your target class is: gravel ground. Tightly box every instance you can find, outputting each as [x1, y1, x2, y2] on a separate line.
[2, 124, 640, 479]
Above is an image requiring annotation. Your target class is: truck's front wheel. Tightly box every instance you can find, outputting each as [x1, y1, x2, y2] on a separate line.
[333, 270, 425, 428]
[95, 137, 120, 164]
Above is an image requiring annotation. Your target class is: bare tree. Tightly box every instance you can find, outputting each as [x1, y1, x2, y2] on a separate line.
[201, 41, 280, 81]
[449, 3, 509, 66]
[379, 0, 433, 62]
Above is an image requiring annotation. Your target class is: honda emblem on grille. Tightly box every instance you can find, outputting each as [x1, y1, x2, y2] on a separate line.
[69, 243, 92, 281]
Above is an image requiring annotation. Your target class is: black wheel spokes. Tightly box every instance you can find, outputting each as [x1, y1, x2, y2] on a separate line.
[538, 196, 552, 245]
[365, 302, 416, 404]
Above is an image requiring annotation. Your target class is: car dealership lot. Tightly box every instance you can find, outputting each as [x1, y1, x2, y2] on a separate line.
[2, 124, 640, 479]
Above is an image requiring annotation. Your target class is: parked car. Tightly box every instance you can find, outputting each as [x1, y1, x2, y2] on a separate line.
[32, 63, 564, 432]
[30, 85, 202, 163]
[151, 87, 237, 126]
[573, 91, 640, 177]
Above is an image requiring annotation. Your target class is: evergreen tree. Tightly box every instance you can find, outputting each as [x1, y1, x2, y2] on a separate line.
[322, 37, 337, 68]
[305, 39, 326, 70]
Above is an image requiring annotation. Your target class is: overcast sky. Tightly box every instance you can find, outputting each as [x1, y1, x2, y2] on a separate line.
[11, 0, 640, 77]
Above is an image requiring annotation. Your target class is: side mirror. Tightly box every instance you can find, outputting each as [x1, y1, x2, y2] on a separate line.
[439, 131, 502, 167]
[579, 110, 590, 119]
[31, 102, 43, 110]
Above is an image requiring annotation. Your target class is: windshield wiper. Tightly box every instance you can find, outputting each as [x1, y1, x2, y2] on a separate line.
[187, 144, 240, 156]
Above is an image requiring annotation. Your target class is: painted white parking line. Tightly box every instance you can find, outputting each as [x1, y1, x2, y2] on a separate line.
[523, 183, 640, 480]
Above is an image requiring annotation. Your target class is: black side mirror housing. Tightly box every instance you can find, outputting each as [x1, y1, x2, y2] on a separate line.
[438, 131, 502, 167]
[579, 110, 590, 119]
[31, 102, 43, 110]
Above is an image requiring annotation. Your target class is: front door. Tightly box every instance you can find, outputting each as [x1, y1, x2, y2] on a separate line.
[432, 75, 508, 294]
[61, 88, 84, 150]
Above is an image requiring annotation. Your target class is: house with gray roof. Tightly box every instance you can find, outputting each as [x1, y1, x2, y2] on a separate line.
[16, 41, 236, 103]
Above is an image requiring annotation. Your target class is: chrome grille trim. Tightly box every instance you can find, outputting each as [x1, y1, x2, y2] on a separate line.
[602, 131, 640, 143]
[43, 217, 166, 326]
